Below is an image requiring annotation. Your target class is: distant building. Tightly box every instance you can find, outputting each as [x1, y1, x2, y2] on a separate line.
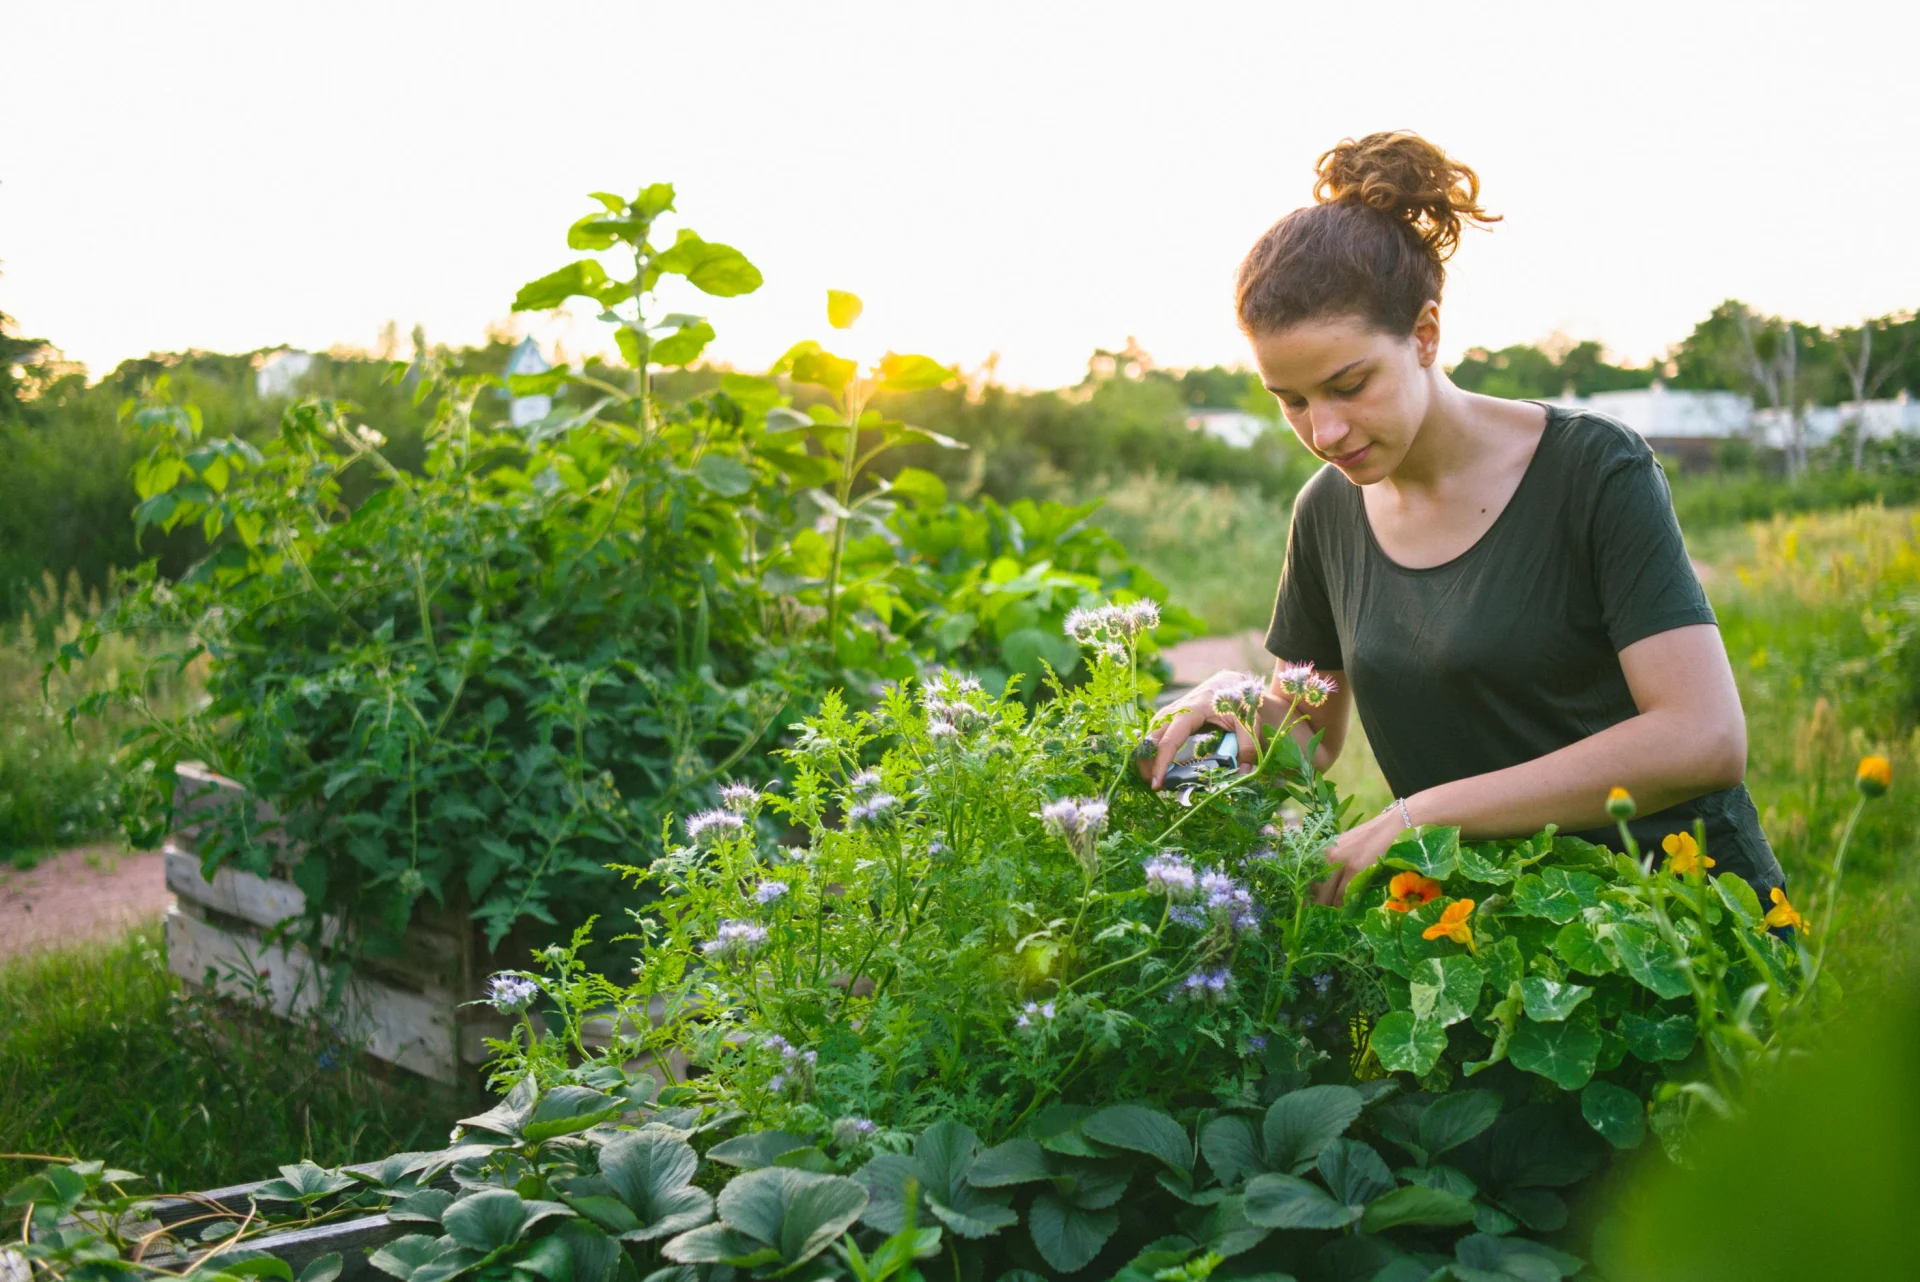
[1184, 409, 1271, 448]
[1755, 392, 1920, 447]
[504, 338, 552, 427]
[255, 348, 315, 400]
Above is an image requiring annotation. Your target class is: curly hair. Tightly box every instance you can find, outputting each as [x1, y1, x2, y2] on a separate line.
[1235, 131, 1500, 336]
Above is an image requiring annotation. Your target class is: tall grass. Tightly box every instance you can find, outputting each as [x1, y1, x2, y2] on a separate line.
[0, 928, 467, 1196]
[1084, 473, 1292, 636]
[0, 572, 166, 864]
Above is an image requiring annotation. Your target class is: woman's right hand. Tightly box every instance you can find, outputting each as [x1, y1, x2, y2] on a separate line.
[1139, 669, 1263, 790]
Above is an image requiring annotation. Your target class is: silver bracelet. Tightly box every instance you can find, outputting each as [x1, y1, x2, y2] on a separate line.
[1389, 797, 1414, 831]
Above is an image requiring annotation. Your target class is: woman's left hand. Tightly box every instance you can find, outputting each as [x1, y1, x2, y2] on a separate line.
[1314, 810, 1405, 905]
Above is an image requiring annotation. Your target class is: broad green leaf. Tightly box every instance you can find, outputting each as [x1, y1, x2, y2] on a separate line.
[391, 1189, 456, 1225]
[598, 1130, 713, 1242]
[896, 422, 968, 449]
[968, 1138, 1053, 1187]
[218, 1258, 294, 1282]
[1317, 1139, 1395, 1207]
[1262, 1085, 1363, 1174]
[1369, 1010, 1448, 1077]
[632, 183, 675, 217]
[513, 261, 612, 312]
[762, 406, 811, 434]
[522, 1086, 624, 1143]
[1382, 826, 1460, 879]
[1551, 921, 1617, 975]
[1417, 1091, 1502, 1157]
[650, 319, 715, 367]
[1509, 874, 1582, 924]
[711, 1167, 866, 1269]
[1002, 626, 1080, 680]
[1507, 1017, 1601, 1090]
[658, 1223, 776, 1268]
[1242, 1173, 1359, 1230]
[652, 230, 763, 297]
[1409, 954, 1484, 1027]
[1359, 1184, 1476, 1233]
[826, 290, 863, 329]
[913, 1119, 1017, 1239]
[705, 1130, 812, 1170]
[1198, 1115, 1265, 1187]
[1519, 977, 1592, 1022]
[1493, 1186, 1569, 1232]
[1398, 1164, 1477, 1198]
[296, 1254, 343, 1282]
[1609, 924, 1691, 999]
[887, 466, 948, 506]
[878, 352, 954, 392]
[1032, 1104, 1103, 1157]
[511, 1235, 574, 1282]
[1621, 1011, 1697, 1062]
[442, 1189, 572, 1252]
[1580, 1080, 1647, 1150]
[366, 1235, 448, 1282]
[1357, 907, 1410, 977]
[1455, 843, 1515, 884]
[254, 1161, 357, 1203]
[1083, 1104, 1192, 1173]
[1027, 1190, 1119, 1273]
[789, 347, 858, 395]
[458, 1076, 539, 1140]
[1713, 871, 1765, 928]
[693, 455, 753, 498]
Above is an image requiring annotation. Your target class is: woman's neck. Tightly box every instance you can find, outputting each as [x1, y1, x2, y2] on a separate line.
[1386, 376, 1541, 496]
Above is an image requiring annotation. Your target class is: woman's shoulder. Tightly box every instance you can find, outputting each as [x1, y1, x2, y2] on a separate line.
[1292, 461, 1357, 524]
[1541, 402, 1659, 475]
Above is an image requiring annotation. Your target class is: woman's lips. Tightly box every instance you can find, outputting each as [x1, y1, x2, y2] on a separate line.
[1326, 444, 1371, 468]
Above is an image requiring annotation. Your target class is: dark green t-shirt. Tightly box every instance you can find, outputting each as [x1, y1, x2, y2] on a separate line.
[1265, 404, 1782, 891]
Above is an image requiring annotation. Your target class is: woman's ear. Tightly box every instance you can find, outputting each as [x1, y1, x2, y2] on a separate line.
[1411, 301, 1442, 368]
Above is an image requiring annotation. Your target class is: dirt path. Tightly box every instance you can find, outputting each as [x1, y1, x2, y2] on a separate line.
[0, 843, 172, 961]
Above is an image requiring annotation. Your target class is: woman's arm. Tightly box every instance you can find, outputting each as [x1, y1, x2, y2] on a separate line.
[1314, 623, 1746, 903]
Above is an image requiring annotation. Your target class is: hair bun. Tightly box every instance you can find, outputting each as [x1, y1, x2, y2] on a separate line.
[1313, 131, 1499, 262]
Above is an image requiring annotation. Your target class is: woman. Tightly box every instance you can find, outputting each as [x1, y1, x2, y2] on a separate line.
[1144, 131, 1782, 906]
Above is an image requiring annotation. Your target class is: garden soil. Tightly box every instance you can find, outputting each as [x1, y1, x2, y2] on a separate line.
[0, 844, 170, 960]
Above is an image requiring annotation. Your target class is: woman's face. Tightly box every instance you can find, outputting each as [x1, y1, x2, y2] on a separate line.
[1248, 308, 1439, 485]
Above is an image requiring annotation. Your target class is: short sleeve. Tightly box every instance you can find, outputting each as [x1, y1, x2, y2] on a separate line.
[1589, 454, 1716, 651]
[1264, 501, 1344, 670]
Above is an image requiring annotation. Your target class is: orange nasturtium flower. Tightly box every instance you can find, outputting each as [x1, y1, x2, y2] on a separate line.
[1764, 887, 1807, 934]
[1660, 831, 1714, 877]
[1384, 872, 1443, 913]
[1422, 899, 1478, 954]
[1857, 755, 1892, 799]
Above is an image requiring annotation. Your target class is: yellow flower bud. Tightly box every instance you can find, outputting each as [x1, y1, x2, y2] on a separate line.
[1857, 755, 1891, 799]
[1606, 786, 1636, 821]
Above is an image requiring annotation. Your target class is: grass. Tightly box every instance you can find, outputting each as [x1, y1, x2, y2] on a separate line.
[0, 927, 467, 1198]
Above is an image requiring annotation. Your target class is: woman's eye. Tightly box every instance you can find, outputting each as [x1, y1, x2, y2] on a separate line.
[1333, 380, 1367, 398]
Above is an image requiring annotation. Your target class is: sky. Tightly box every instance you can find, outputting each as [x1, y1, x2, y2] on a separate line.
[3, 0, 1917, 390]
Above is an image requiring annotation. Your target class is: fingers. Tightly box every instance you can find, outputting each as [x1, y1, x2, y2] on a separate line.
[1147, 707, 1202, 788]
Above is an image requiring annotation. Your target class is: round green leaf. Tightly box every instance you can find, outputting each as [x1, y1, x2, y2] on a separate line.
[1242, 1173, 1359, 1230]
[1410, 954, 1485, 1027]
[1028, 1189, 1119, 1273]
[826, 290, 864, 329]
[1580, 1080, 1647, 1150]
[692, 454, 753, 498]
[1507, 1017, 1602, 1090]
[1370, 1010, 1449, 1077]
[1519, 977, 1593, 1023]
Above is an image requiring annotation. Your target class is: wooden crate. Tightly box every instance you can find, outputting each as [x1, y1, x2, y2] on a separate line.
[164, 763, 517, 1085]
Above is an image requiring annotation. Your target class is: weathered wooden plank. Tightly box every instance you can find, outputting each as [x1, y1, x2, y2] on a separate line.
[171, 761, 297, 862]
[0, 1248, 30, 1282]
[166, 908, 457, 1083]
[245, 1213, 406, 1281]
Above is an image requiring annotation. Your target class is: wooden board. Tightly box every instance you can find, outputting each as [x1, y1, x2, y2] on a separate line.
[165, 907, 457, 1083]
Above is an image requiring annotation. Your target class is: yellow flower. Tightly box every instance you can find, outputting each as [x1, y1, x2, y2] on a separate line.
[1857, 755, 1891, 799]
[1660, 831, 1714, 877]
[1422, 899, 1477, 954]
[1384, 872, 1443, 914]
[1764, 887, 1807, 934]
[1606, 786, 1636, 821]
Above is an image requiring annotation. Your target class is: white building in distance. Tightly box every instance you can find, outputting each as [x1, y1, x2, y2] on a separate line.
[1184, 408, 1272, 448]
[255, 348, 314, 400]
[504, 338, 552, 427]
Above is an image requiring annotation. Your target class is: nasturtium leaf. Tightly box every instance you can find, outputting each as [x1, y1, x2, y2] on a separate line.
[1027, 1190, 1119, 1273]
[1084, 1104, 1192, 1173]
[1507, 1017, 1602, 1090]
[1382, 825, 1460, 879]
[1608, 924, 1691, 999]
[1409, 954, 1485, 1027]
[1540, 867, 1605, 909]
[1551, 920, 1617, 975]
[1369, 1011, 1448, 1077]
[968, 1138, 1054, 1187]
[1417, 1090, 1503, 1157]
[1481, 935, 1525, 994]
[826, 289, 863, 329]
[1621, 1011, 1697, 1062]
[1519, 977, 1593, 1023]
[1242, 1173, 1359, 1230]
[1317, 1139, 1395, 1207]
[1357, 907, 1410, 978]
[1455, 843, 1515, 884]
[692, 455, 753, 498]
[513, 261, 612, 312]
[1550, 834, 1614, 872]
[1580, 1080, 1647, 1150]
[1199, 1115, 1266, 1187]
[1510, 874, 1583, 925]
[1263, 1085, 1364, 1173]
[1713, 872, 1764, 930]
[1359, 1184, 1476, 1233]
[878, 352, 955, 392]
